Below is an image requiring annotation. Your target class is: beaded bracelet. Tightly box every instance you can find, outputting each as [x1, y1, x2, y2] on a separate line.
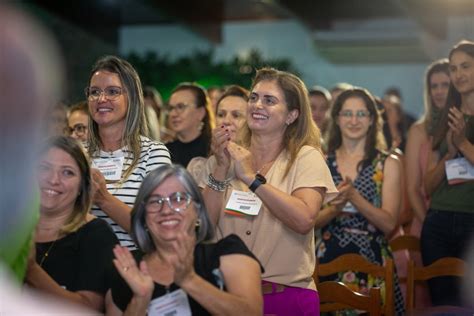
[207, 173, 230, 192]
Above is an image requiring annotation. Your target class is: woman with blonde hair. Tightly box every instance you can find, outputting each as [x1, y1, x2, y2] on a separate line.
[200, 68, 337, 315]
[85, 55, 171, 248]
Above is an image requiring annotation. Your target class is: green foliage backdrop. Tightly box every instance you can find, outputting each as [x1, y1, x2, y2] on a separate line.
[126, 49, 299, 101]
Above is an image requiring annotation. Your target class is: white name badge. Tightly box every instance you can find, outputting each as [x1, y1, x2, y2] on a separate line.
[342, 202, 357, 214]
[148, 289, 192, 316]
[92, 157, 124, 181]
[445, 157, 474, 185]
[225, 189, 262, 216]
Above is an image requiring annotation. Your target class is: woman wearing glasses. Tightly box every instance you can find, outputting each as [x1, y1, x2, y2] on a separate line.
[106, 164, 262, 315]
[165, 83, 215, 167]
[67, 101, 89, 141]
[315, 88, 405, 314]
[201, 68, 337, 315]
[85, 56, 171, 248]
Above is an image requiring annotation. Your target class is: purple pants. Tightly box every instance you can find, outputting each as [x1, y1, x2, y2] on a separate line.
[263, 281, 320, 316]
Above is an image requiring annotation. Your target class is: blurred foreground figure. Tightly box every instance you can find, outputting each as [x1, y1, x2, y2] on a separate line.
[0, 5, 94, 315]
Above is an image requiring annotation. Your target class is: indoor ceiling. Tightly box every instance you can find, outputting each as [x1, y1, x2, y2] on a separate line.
[24, 0, 474, 44]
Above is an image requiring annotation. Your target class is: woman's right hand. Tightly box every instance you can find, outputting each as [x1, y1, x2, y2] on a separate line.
[211, 126, 231, 169]
[112, 245, 154, 299]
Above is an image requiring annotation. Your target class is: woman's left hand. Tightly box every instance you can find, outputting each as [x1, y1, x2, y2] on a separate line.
[226, 142, 254, 185]
[91, 168, 111, 206]
[448, 107, 467, 148]
[167, 222, 197, 286]
[338, 177, 356, 201]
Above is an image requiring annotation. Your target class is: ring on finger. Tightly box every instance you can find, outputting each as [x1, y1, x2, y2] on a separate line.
[123, 266, 129, 272]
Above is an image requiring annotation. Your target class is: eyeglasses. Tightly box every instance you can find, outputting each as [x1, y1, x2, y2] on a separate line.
[338, 110, 371, 119]
[66, 124, 87, 135]
[84, 86, 124, 101]
[145, 192, 193, 213]
[165, 103, 192, 114]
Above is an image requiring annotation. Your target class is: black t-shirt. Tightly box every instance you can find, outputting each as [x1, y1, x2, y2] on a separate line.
[111, 234, 261, 315]
[35, 218, 119, 294]
[166, 133, 210, 168]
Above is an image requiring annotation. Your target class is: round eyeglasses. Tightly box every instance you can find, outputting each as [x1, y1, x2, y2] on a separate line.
[85, 86, 124, 101]
[66, 124, 87, 135]
[145, 192, 193, 213]
[165, 103, 192, 114]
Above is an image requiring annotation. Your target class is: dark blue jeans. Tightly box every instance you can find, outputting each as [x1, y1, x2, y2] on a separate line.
[421, 209, 474, 306]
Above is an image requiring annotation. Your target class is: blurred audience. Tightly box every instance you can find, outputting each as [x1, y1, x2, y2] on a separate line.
[187, 85, 249, 181]
[143, 86, 163, 141]
[166, 83, 215, 167]
[308, 85, 332, 138]
[67, 101, 89, 142]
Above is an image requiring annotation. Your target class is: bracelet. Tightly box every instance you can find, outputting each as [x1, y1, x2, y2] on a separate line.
[207, 173, 230, 192]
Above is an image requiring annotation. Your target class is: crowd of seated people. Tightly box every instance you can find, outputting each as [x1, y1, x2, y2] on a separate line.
[2, 23, 474, 315]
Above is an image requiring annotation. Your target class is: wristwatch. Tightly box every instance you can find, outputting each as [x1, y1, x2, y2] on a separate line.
[249, 173, 267, 192]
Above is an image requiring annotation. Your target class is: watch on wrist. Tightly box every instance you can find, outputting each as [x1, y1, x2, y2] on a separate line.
[249, 173, 267, 192]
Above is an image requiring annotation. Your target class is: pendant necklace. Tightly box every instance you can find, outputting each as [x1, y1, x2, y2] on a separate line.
[39, 237, 58, 267]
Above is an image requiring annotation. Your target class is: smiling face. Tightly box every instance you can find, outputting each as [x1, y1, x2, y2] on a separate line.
[247, 80, 297, 136]
[68, 110, 89, 141]
[145, 176, 197, 244]
[168, 89, 205, 137]
[337, 96, 372, 141]
[216, 96, 247, 140]
[37, 147, 81, 216]
[88, 70, 128, 130]
[449, 51, 474, 95]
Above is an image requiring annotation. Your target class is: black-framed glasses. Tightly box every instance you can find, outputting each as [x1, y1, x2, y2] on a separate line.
[84, 86, 124, 101]
[66, 124, 87, 135]
[338, 110, 371, 119]
[145, 192, 193, 213]
[165, 103, 192, 114]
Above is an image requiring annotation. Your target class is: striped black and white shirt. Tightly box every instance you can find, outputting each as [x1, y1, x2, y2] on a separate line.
[89, 136, 171, 248]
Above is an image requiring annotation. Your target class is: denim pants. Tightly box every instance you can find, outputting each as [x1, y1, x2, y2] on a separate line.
[420, 209, 474, 306]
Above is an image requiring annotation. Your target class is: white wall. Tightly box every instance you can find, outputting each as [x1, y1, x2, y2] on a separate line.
[120, 16, 474, 117]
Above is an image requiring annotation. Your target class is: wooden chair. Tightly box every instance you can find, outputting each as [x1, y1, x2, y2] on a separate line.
[389, 234, 421, 284]
[389, 235, 420, 253]
[319, 281, 382, 315]
[406, 257, 466, 313]
[315, 253, 394, 316]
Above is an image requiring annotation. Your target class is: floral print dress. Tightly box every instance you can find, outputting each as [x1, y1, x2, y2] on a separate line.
[316, 151, 405, 315]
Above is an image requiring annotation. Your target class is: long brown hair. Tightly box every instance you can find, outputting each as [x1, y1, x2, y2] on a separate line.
[432, 40, 474, 150]
[422, 59, 449, 134]
[241, 68, 321, 179]
[327, 88, 385, 170]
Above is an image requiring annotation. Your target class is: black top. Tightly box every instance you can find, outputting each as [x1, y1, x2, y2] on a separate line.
[111, 234, 261, 315]
[35, 218, 119, 294]
[166, 133, 210, 167]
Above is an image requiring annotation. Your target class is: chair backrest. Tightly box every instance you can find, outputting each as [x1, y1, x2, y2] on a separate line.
[406, 257, 466, 311]
[319, 281, 382, 315]
[389, 235, 420, 252]
[315, 253, 394, 316]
